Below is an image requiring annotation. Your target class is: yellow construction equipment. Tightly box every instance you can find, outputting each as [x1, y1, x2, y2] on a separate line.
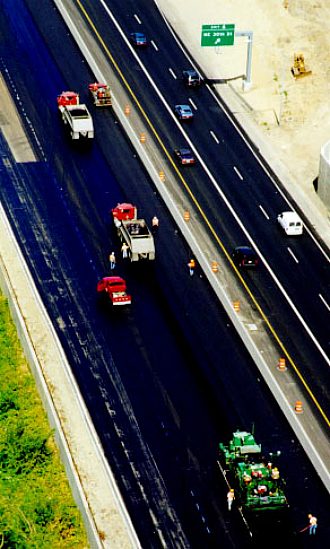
[291, 53, 312, 78]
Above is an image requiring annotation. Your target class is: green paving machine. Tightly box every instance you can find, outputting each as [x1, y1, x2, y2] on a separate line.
[218, 430, 289, 514]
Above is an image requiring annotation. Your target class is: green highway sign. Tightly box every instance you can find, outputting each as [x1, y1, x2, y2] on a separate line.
[201, 24, 235, 47]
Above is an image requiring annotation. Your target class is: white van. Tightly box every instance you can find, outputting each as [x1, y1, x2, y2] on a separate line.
[277, 211, 303, 235]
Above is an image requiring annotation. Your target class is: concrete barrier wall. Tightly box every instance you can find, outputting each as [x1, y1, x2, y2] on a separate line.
[318, 141, 330, 209]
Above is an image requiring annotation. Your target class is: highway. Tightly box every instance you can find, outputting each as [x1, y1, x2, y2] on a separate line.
[77, 0, 330, 417]
[0, 0, 329, 547]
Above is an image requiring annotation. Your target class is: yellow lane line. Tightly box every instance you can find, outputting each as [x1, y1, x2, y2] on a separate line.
[75, 0, 329, 429]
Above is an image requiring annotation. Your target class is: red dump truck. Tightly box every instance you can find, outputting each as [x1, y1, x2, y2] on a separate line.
[111, 203, 155, 261]
[57, 91, 94, 140]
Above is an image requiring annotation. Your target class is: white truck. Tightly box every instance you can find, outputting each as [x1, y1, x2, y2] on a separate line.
[57, 91, 94, 140]
[111, 203, 155, 261]
[277, 211, 303, 235]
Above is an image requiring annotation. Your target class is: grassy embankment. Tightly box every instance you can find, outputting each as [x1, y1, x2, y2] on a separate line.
[0, 292, 89, 547]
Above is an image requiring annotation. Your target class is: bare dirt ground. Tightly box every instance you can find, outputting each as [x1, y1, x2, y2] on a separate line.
[157, 0, 330, 234]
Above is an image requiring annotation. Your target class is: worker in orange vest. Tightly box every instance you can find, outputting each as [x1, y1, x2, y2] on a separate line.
[188, 258, 196, 276]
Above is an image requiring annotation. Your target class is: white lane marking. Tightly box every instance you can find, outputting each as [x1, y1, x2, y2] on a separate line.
[134, 14, 141, 24]
[151, 40, 158, 51]
[101, 0, 330, 367]
[287, 247, 299, 263]
[169, 68, 177, 79]
[188, 98, 197, 110]
[233, 166, 243, 180]
[319, 294, 330, 311]
[259, 204, 270, 220]
[210, 130, 219, 144]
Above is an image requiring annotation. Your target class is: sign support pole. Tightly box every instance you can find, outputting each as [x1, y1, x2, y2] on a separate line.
[235, 31, 253, 91]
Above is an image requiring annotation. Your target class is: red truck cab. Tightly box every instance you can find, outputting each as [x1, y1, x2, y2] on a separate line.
[97, 277, 131, 306]
[111, 203, 137, 226]
[57, 91, 79, 107]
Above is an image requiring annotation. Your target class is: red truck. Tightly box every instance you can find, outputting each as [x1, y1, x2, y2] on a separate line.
[111, 203, 155, 261]
[97, 277, 131, 306]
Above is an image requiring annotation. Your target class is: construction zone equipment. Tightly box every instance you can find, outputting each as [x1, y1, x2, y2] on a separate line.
[183, 210, 190, 222]
[277, 358, 287, 371]
[233, 300, 240, 312]
[291, 53, 312, 79]
[111, 203, 155, 261]
[295, 400, 303, 414]
[89, 83, 112, 107]
[211, 261, 218, 273]
[57, 91, 94, 140]
[218, 430, 289, 516]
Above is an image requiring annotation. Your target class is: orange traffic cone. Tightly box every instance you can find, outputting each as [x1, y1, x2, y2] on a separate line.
[124, 104, 131, 115]
[277, 358, 287, 371]
[159, 170, 165, 181]
[294, 400, 303, 414]
[140, 132, 146, 143]
[233, 300, 240, 312]
[211, 261, 218, 273]
[184, 210, 190, 222]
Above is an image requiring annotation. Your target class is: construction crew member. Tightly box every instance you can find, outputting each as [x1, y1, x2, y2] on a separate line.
[121, 242, 129, 259]
[152, 216, 159, 233]
[188, 258, 196, 277]
[271, 467, 280, 480]
[308, 514, 317, 535]
[109, 252, 116, 270]
[227, 489, 235, 511]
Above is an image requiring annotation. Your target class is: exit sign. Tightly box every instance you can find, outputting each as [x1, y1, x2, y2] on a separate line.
[201, 24, 235, 47]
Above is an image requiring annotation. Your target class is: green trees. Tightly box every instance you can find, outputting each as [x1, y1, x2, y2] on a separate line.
[0, 295, 88, 548]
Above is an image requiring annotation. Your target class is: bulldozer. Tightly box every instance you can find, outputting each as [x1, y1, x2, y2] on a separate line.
[291, 53, 312, 79]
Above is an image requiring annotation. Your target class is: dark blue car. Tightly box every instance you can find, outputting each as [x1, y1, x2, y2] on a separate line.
[130, 32, 148, 47]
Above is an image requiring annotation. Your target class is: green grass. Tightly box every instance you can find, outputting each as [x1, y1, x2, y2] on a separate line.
[0, 293, 89, 548]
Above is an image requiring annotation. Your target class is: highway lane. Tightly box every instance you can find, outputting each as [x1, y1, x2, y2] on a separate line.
[76, 0, 330, 416]
[1, 1, 330, 547]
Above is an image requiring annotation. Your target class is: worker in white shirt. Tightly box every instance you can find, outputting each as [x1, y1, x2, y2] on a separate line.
[227, 489, 235, 511]
[151, 216, 159, 233]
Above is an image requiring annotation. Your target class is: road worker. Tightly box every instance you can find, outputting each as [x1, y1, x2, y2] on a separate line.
[109, 252, 116, 270]
[188, 258, 196, 276]
[227, 489, 235, 511]
[152, 216, 159, 233]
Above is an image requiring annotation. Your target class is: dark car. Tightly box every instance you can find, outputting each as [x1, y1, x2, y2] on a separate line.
[130, 32, 148, 47]
[174, 147, 196, 165]
[174, 104, 194, 121]
[182, 69, 202, 87]
[231, 246, 259, 268]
